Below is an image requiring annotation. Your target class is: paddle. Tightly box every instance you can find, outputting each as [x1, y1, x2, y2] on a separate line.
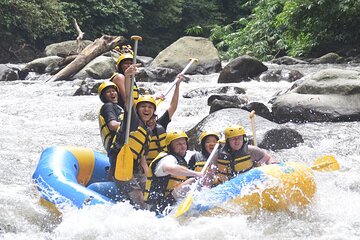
[114, 35, 142, 181]
[249, 110, 257, 146]
[174, 142, 220, 218]
[156, 58, 199, 106]
[311, 155, 339, 171]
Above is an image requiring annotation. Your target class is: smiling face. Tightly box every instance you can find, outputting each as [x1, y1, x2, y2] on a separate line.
[136, 102, 155, 123]
[228, 136, 244, 151]
[203, 135, 218, 154]
[104, 87, 118, 104]
[170, 137, 188, 157]
[120, 59, 133, 73]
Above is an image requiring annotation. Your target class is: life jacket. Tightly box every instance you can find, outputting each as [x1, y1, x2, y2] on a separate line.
[190, 152, 208, 172]
[110, 73, 139, 108]
[216, 142, 253, 183]
[109, 115, 151, 173]
[98, 104, 123, 152]
[146, 124, 167, 165]
[144, 152, 188, 207]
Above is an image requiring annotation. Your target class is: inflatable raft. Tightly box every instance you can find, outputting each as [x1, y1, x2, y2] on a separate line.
[32, 146, 316, 214]
[189, 161, 316, 216]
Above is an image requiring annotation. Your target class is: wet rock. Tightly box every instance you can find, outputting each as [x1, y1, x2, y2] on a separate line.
[258, 128, 304, 150]
[218, 55, 268, 83]
[271, 68, 360, 123]
[150, 36, 221, 74]
[183, 86, 246, 98]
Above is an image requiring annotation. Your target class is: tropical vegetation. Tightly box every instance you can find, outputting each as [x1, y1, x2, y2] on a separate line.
[1, 0, 359, 63]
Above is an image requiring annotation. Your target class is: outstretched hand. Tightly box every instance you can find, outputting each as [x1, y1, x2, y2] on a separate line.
[176, 73, 185, 84]
[124, 63, 141, 77]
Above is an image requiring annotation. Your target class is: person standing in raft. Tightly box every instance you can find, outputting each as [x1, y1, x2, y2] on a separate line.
[188, 130, 220, 187]
[215, 125, 278, 184]
[144, 130, 202, 216]
[108, 64, 153, 209]
[145, 73, 186, 166]
[110, 45, 139, 109]
[97, 81, 124, 153]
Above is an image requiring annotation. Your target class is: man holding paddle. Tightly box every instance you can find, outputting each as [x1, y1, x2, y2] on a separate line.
[144, 130, 202, 216]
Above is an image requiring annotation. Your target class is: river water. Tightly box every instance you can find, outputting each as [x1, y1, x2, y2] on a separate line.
[0, 62, 359, 240]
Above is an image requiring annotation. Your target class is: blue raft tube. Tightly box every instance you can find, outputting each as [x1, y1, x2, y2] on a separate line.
[32, 146, 121, 211]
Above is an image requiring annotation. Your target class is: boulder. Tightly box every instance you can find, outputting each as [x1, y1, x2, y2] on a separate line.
[0, 64, 18, 81]
[150, 36, 221, 74]
[71, 56, 115, 80]
[45, 40, 93, 57]
[271, 56, 308, 65]
[218, 55, 268, 83]
[183, 86, 246, 98]
[24, 56, 63, 74]
[259, 69, 303, 82]
[208, 95, 248, 114]
[271, 68, 360, 123]
[136, 67, 179, 83]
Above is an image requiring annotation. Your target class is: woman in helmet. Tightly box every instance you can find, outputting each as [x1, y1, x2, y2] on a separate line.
[216, 125, 277, 184]
[188, 130, 220, 172]
[145, 73, 185, 166]
[108, 64, 155, 209]
[98, 81, 124, 153]
[110, 45, 139, 109]
[144, 130, 202, 216]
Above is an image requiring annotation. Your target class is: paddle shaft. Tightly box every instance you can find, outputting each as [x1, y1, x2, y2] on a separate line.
[174, 142, 219, 218]
[249, 110, 257, 146]
[124, 36, 142, 144]
[162, 58, 198, 97]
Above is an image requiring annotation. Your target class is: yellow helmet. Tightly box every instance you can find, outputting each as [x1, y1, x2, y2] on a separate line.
[98, 81, 118, 103]
[115, 45, 133, 71]
[136, 94, 157, 110]
[166, 130, 188, 148]
[224, 125, 246, 140]
[199, 130, 220, 144]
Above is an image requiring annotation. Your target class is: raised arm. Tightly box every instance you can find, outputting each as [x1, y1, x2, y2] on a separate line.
[111, 74, 126, 105]
[123, 64, 140, 111]
[167, 74, 185, 119]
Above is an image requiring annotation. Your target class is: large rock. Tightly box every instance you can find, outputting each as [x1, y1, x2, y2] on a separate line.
[136, 67, 179, 82]
[24, 56, 63, 74]
[71, 56, 115, 80]
[218, 55, 268, 83]
[150, 36, 221, 75]
[44, 40, 93, 57]
[0, 64, 18, 81]
[272, 68, 360, 123]
[185, 108, 296, 151]
[183, 86, 246, 98]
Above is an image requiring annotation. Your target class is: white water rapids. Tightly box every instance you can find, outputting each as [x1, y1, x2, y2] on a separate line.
[0, 63, 359, 239]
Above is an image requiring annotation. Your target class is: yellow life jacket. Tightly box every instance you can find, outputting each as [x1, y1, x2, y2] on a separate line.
[190, 152, 207, 172]
[144, 152, 188, 205]
[98, 105, 124, 152]
[110, 115, 151, 172]
[216, 143, 253, 183]
[110, 73, 139, 108]
[146, 124, 167, 165]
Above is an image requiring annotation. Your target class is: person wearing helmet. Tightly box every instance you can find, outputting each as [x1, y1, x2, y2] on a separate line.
[110, 45, 139, 109]
[144, 130, 202, 216]
[215, 125, 277, 184]
[189, 130, 220, 172]
[97, 81, 124, 153]
[145, 73, 185, 166]
[108, 64, 154, 209]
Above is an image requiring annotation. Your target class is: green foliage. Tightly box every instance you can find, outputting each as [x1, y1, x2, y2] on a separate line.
[210, 0, 360, 60]
[61, 0, 143, 40]
[0, 0, 68, 44]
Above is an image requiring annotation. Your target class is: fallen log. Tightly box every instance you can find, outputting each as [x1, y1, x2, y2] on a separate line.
[48, 35, 125, 82]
